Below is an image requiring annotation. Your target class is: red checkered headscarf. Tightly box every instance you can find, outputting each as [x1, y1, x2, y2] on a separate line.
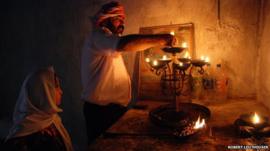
[93, 1, 125, 27]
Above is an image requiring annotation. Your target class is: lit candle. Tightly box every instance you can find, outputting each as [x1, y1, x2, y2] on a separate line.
[200, 56, 205, 61]
[179, 62, 183, 66]
[162, 55, 167, 60]
[205, 56, 210, 63]
[153, 60, 158, 66]
[184, 51, 190, 59]
[252, 112, 260, 124]
[170, 31, 175, 36]
[145, 57, 150, 63]
[182, 42, 188, 48]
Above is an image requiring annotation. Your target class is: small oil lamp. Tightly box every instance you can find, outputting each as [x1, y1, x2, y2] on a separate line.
[252, 112, 260, 124]
[150, 59, 167, 70]
[191, 59, 207, 67]
[160, 55, 171, 62]
[234, 112, 270, 138]
[174, 61, 190, 71]
[158, 55, 172, 67]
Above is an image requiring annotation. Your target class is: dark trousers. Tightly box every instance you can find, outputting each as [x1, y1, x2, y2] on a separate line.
[4, 124, 66, 151]
[83, 102, 127, 144]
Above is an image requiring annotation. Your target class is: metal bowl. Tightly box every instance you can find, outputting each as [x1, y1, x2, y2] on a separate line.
[191, 59, 207, 67]
[162, 47, 185, 54]
[178, 58, 191, 63]
[174, 63, 191, 71]
[149, 103, 211, 128]
[149, 103, 210, 138]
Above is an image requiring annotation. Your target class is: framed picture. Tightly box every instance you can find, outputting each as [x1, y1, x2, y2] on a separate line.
[137, 23, 195, 101]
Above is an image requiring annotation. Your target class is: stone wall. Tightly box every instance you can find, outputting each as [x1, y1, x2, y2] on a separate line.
[258, 0, 270, 109]
[119, 0, 260, 98]
[86, 0, 260, 99]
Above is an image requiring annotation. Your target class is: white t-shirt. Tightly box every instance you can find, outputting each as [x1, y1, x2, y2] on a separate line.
[81, 29, 131, 106]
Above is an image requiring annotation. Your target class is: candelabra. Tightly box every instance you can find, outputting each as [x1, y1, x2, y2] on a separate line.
[145, 47, 209, 109]
[146, 47, 211, 138]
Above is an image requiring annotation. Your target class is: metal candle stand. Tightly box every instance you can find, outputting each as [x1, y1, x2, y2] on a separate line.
[145, 47, 209, 109]
[145, 47, 211, 138]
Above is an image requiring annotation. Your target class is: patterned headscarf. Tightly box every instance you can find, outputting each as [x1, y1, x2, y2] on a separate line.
[93, 1, 125, 27]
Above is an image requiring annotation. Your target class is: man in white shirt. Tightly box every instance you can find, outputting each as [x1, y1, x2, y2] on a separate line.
[81, 1, 175, 144]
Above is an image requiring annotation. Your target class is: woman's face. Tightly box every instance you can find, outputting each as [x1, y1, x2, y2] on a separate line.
[54, 75, 63, 105]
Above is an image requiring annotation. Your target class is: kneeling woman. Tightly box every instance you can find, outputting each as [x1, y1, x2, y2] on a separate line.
[5, 67, 73, 151]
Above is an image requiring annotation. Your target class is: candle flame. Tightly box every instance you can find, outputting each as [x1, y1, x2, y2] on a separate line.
[182, 42, 188, 48]
[170, 31, 175, 36]
[205, 56, 210, 63]
[252, 112, 260, 124]
[200, 56, 205, 61]
[179, 62, 183, 66]
[184, 51, 190, 59]
[194, 116, 206, 129]
[162, 55, 167, 60]
[153, 60, 158, 66]
[145, 58, 150, 63]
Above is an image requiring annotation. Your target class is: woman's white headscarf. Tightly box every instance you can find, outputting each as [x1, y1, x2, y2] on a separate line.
[6, 67, 73, 151]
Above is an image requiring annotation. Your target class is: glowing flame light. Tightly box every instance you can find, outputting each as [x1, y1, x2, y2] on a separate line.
[200, 56, 205, 61]
[162, 55, 167, 60]
[145, 58, 150, 63]
[252, 112, 260, 124]
[205, 57, 210, 63]
[182, 42, 188, 48]
[194, 116, 206, 129]
[170, 31, 175, 36]
[184, 51, 191, 59]
[179, 62, 183, 66]
[153, 60, 158, 66]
